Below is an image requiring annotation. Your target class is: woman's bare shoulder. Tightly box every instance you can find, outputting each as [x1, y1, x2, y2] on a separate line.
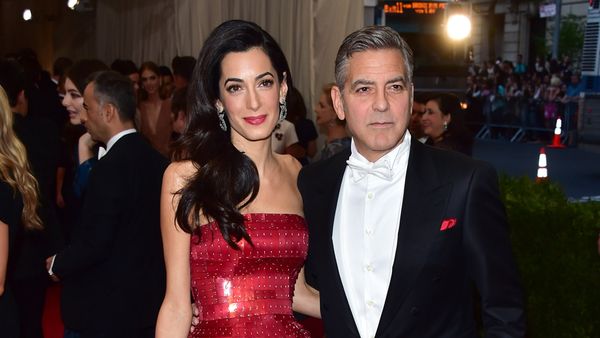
[164, 160, 197, 190]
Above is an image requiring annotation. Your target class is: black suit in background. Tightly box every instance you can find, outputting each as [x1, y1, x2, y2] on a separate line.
[53, 132, 168, 337]
[298, 140, 525, 338]
[13, 113, 63, 338]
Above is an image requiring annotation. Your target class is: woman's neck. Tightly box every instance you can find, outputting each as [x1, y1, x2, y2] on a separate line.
[232, 137, 277, 177]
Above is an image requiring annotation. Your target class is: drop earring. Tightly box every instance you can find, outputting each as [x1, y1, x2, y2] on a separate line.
[216, 104, 227, 131]
[279, 98, 287, 122]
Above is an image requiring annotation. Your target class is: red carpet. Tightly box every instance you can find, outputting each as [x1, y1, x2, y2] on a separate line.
[42, 284, 63, 338]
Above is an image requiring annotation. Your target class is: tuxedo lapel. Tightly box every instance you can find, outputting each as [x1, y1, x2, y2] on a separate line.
[321, 149, 361, 336]
[376, 141, 452, 336]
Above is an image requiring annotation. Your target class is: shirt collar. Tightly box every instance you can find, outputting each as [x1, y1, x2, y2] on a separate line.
[347, 131, 411, 181]
[105, 129, 136, 154]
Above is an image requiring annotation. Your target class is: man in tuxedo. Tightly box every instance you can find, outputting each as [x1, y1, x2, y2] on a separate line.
[46, 71, 168, 338]
[298, 26, 525, 337]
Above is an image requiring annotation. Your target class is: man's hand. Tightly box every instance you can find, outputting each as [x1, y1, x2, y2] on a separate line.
[190, 303, 199, 333]
[45, 255, 60, 282]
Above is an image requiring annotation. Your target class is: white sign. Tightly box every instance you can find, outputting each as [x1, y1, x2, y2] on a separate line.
[539, 3, 556, 18]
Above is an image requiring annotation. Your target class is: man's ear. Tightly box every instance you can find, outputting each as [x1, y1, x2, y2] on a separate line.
[103, 103, 118, 122]
[331, 85, 346, 121]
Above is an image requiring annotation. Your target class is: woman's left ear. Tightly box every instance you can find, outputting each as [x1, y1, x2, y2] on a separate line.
[280, 72, 288, 101]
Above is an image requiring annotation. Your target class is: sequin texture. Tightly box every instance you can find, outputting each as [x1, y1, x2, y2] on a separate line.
[189, 213, 310, 338]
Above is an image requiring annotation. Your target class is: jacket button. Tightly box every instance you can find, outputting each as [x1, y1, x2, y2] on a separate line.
[410, 307, 419, 316]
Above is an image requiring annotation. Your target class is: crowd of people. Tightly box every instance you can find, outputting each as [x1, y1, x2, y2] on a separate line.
[464, 54, 585, 144]
[1, 21, 526, 338]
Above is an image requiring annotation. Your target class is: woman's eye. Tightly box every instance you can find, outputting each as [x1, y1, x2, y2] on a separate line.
[259, 79, 274, 88]
[226, 85, 242, 93]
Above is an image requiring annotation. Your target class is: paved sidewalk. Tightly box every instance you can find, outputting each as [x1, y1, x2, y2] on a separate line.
[473, 140, 600, 200]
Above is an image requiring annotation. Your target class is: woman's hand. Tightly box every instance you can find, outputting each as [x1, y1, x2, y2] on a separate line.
[78, 132, 96, 164]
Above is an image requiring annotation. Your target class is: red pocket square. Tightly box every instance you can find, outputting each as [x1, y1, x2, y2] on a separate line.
[440, 218, 457, 231]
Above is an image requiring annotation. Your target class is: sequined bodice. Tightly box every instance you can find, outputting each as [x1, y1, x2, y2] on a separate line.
[189, 213, 310, 338]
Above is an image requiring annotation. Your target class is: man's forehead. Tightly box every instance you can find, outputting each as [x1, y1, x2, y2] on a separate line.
[346, 49, 406, 78]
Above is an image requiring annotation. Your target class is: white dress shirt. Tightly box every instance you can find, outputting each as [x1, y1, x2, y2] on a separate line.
[332, 132, 411, 338]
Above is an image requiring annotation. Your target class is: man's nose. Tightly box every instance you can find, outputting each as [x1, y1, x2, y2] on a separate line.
[373, 89, 389, 112]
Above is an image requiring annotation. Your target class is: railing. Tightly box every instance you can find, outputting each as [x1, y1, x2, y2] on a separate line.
[475, 124, 556, 143]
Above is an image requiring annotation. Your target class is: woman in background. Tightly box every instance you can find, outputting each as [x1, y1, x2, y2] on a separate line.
[138, 61, 172, 157]
[422, 93, 474, 156]
[0, 85, 43, 337]
[56, 59, 108, 241]
[314, 82, 350, 161]
[285, 86, 317, 165]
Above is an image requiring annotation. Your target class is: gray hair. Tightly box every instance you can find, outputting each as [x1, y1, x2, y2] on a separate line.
[334, 26, 414, 90]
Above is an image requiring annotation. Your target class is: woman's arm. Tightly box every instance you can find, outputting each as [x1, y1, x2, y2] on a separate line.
[0, 221, 8, 296]
[155, 162, 193, 338]
[292, 266, 321, 318]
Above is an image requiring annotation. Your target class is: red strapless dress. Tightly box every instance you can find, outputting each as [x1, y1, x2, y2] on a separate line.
[189, 213, 311, 338]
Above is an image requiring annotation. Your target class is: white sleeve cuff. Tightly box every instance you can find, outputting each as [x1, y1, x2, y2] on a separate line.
[48, 255, 56, 276]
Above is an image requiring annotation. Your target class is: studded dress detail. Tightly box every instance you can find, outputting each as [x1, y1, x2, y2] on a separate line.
[189, 213, 311, 338]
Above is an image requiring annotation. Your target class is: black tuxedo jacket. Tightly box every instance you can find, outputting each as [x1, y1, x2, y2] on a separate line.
[54, 132, 168, 331]
[298, 140, 525, 338]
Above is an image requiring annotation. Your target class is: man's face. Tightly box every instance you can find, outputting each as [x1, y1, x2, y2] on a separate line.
[82, 83, 108, 143]
[332, 49, 412, 162]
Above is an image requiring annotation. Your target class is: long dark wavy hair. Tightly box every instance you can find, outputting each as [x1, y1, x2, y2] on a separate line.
[172, 20, 291, 249]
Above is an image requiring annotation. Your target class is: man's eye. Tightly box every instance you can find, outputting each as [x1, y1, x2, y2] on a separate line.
[390, 84, 405, 91]
[356, 87, 370, 93]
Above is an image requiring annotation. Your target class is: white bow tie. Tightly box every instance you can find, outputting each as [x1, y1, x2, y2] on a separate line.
[346, 156, 393, 182]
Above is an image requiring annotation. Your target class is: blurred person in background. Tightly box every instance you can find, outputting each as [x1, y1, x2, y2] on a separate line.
[158, 65, 175, 98]
[171, 56, 196, 90]
[111, 59, 140, 95]
[285, 86, 317, 165]
[138, 61, 172, 157]
[313, 82, 350, 161]
[0, 85, 43, 338]
[56, 59, 108, 243]
[0, 57, 62, 338]
[409, 93, 427, 143]
[423, 93, 474, 156]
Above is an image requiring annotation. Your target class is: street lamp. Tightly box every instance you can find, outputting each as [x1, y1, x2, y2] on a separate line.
[22, 9, 32, 21]
[447, 13, 471, 40]
[67, 0, 79, 10]
[445, 1, 472, 41]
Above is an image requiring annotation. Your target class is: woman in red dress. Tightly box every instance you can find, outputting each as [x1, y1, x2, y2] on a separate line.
[155, 20, 320, 338]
